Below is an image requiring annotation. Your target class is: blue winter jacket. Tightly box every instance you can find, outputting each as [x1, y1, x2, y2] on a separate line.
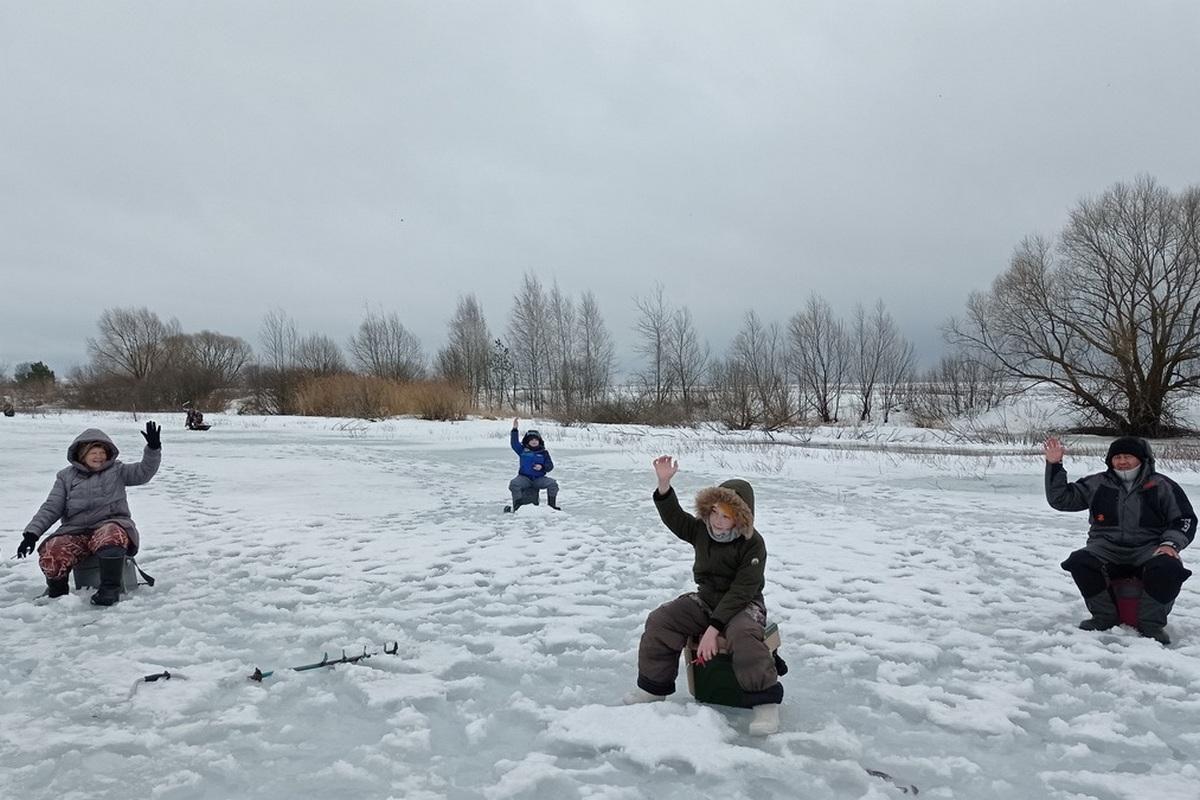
[511, 429, 554, 479]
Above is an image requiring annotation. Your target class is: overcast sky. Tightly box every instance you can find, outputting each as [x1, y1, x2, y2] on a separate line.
[2, 1, 1199, 378]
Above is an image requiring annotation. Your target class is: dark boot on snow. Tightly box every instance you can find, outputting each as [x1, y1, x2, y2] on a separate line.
[1078, 591, 1119, 631]
[90, 548, 126, 606]
[1135, 592, 1173, 644]
[45, 577, 69, 598]
[1138, 625, 1171, 645]
[1079, 617, 1118, 631]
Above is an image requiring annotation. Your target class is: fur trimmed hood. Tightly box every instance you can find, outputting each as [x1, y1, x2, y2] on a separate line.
[695, 479, 755, 539]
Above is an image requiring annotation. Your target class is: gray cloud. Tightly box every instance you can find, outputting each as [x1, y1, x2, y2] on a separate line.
[3, 1, 1199, 375]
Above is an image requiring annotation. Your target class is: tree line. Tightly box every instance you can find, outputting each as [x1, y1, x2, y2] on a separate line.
[4, 176, 1198, 435]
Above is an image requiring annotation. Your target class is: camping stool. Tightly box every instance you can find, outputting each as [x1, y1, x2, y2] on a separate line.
[1110, 578, 1143, 627]
[685, 621, 781, 707]
[71, 555, 144, 594]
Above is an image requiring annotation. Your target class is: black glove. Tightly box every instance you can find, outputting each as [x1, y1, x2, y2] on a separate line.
[16, 532, 37, 559]
[141, 421, 162, 450]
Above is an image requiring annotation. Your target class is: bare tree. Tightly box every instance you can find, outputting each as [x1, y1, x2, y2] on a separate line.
[576, 291, 615, 406]
[436, 294, 492, 403]
[187, 331, 253, 385]
[347, 308, 425, 381]
[87, 307, 182, 383]
[546, 281, 579, 412]
[851, 300, 910, 422]
[633, 283, 676, 407]
[489, 338, 517, 408]
[948, 176, 1200, 435]
[909, 351, 1008, 425]
[259, 308, 299, 371]
[297, 334, 348, 376]
[729, 311, 793, 429]
[667, 305, 709, 415]
[709, 356, 756, 430]
[878, 333, 916, 424]
[789, 294, 848, 423]
[505, 273, 551, 411]
[165, 331, 254, 405]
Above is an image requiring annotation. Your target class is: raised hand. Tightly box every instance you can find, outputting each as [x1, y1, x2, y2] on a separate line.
[512, 417, 519, 429]
[1043, 436, 1064, 464]
[142, 421, 162, 450]
[653, 455, 679, 492]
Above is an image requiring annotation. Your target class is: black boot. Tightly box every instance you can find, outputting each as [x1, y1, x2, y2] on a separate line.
[45, 577, 69, 598]
[1139, 626, 1171, 645]
[1078, 591, 1119, 631]
[547, 494, 561, 510]
[1136, 592, 1173, 645]
[90, 547, 126, 606]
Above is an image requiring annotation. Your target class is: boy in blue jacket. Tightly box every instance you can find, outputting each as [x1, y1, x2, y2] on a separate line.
[506, 418, 560, 512]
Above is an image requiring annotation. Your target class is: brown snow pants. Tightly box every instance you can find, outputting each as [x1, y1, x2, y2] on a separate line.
[636, 592, 779, 697]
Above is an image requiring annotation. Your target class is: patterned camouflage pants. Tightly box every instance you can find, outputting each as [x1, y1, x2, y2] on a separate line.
[38, 523, 130, 579]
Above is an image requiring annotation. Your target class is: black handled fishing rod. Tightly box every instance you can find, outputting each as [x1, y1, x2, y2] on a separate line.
[249, 641, 400, 682]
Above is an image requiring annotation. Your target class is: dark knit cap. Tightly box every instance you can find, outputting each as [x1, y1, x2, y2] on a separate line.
[521, 429, 544, 449]
[1105, 436, 1151, 468]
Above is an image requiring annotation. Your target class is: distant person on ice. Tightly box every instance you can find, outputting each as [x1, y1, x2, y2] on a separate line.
[15, 422, 162, 605]
[506, 418, 559, 512]
[185, 406, 205, 430]
[1045, 435, 1194, 644]
[624, 455, 784, 736]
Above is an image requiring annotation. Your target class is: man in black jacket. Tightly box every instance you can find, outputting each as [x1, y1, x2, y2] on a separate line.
[1046, 435, 1195, 644]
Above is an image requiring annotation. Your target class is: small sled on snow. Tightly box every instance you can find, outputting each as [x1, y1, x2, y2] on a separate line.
[184, 406, 210, 430]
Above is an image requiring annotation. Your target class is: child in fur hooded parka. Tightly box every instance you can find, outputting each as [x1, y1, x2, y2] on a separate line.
[624, 455, 783, 736]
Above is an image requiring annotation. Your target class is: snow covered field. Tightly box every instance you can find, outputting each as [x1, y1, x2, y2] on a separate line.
[2, 411, 1199, 800]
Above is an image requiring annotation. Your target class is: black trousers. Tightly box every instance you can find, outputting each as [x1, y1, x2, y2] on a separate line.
[1061, 548, 1192, 605]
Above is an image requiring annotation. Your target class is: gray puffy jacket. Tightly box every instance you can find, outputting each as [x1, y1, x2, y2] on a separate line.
[23, 428, 161, 556]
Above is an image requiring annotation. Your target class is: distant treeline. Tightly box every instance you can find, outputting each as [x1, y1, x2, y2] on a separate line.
[4, 177, 1198, 435]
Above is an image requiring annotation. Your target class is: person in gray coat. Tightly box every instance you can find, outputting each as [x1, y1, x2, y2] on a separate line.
[15, 422, 161, 605]
[1045, 435, 1195, 644]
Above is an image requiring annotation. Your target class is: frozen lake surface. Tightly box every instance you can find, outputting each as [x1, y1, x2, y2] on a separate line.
[2, 411, 1198, 799]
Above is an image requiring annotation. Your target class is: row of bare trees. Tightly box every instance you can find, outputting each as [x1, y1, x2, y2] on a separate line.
[501, 274, 617, 416]
[70, 308, 253, 410]
[60, 287, 923, 429]
[629, 286, 917, 430]
[57, 174, 1196, 436]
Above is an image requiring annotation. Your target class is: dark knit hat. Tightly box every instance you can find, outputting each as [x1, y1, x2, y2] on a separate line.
[1105, 436, 1151, 468]
[521, 429, 544, 449]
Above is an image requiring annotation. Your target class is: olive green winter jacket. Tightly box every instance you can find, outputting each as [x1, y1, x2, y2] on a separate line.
[652, 480, 767, 632]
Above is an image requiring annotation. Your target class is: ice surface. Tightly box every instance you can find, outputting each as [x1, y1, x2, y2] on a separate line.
[1, 411, 1197, 799]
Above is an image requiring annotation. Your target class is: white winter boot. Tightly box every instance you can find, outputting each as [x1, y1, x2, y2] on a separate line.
[749, 704, 780, 736]
[622, 687, 667, 705]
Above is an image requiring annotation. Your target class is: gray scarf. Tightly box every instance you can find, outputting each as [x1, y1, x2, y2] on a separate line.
[1114, 466, 1141, 489]
[706, 524, 739, 544]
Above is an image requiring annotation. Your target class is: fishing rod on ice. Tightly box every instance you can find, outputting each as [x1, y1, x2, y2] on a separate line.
[128, 641, 400, 696]
[250, 641, 400, 682]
